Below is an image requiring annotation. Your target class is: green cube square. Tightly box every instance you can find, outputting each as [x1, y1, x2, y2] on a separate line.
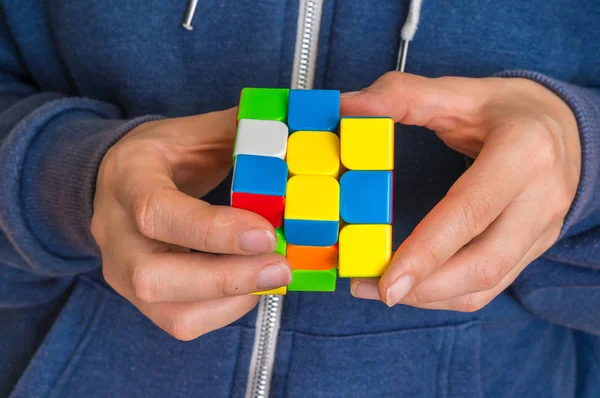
[275, 227, 287, 256]
[237, 88, 289, 122]
[288, 268, 337, 292]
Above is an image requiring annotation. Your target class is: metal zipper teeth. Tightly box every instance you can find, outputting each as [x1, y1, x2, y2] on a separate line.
[245, 296, 283, 398]
[245, 1, 324, 398]
[291, 0, 323, 90]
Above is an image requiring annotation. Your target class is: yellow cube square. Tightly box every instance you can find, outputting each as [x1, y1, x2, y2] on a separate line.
[287, 131, 340, 178]
[338, 224, 392, 277]
[284, 175, 339, 221]
[340, 117, 394, 170]
[251, 286, 287, 295]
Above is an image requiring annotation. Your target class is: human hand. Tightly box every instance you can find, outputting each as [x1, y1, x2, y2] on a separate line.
[91, 109, 292, 340]
[342, 72, 581, 312]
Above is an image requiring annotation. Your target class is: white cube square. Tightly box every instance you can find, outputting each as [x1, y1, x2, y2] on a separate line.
[233, 119, 288, 159]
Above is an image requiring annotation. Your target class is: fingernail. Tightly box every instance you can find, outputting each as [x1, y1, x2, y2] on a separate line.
[256, 264, 292, 290]
[340, 91, 363, 97]
[350, 281, 381, 300]
[385, 275, 415, 307]
[239, 229, 276, 253]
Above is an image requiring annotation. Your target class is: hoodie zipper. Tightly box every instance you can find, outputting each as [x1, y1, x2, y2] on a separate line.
[244, 1, 323, 398]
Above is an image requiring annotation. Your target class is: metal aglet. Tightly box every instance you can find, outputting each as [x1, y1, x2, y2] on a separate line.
[395, 39, 409, 72]
[181, 0, 199, 31]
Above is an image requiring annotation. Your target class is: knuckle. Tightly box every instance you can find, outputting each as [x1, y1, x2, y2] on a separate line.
[453, 192, 493, 236]
[214, 268, 236, 298]
[101, 263, 117, 288]
[456, 293, 487, 313]
[473, 257, 506, 291]
[131, 263, 160, 303]
[196, 210, 220, 252]
[521, 120, 557, 170]
[132, 189, 163, 239]
[164, 312, 200, 341]
[90, 215, 106, 246]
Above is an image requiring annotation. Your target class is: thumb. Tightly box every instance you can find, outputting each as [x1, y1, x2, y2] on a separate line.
[340, 72, 488, 132]
[167, 107, 239, 147]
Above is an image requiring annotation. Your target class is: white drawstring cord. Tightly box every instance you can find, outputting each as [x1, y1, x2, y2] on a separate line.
[396, 0, 423, 72]
[181, 0, 199, 31]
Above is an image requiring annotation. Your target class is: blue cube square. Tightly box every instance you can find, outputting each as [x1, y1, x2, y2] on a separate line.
[287, 89, 340, 132]
[232, 154, 288, 196]
[284, 219, 339, 246]
[340, 171, 393, 224]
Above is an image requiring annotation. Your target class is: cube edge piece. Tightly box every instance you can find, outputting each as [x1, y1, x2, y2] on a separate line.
[339, 170, 393, 224]
[287, 268, 337, 292]
[288, 89, 341, 132]
[231, 154, 288, 197]
[233, 119, 289, 160]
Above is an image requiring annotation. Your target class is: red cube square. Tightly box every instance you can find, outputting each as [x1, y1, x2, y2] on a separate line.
[231, 192, 285, 228]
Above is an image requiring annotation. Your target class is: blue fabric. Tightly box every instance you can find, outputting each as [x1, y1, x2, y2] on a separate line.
[0, 1, 599, 397]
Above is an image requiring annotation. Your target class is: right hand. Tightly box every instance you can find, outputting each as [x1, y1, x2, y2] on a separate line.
[91, 108, 292, 341]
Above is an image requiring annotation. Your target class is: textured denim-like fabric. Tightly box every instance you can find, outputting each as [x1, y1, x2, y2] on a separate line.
[0, 1, 599, 397]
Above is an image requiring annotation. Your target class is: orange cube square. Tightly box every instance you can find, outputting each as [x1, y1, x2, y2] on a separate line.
[287, 244, 338, 270]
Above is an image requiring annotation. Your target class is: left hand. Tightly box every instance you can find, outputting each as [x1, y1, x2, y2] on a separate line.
[341, 72, 581, 312]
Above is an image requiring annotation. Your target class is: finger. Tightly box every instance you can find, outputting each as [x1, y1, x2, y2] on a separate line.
[402, 191, 550, 305]
[379, 126, 541, 307]
[101, 215, 290, 303]
[136, 295, 259, 341]
[128, 251, 291, 303]
[340, 72, 491, 138]
[405, 226, 561, 312]
[350, 279, 382, 301]
[118, 161, 276, 254]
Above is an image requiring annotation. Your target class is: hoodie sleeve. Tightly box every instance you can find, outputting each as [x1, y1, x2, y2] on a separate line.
[0, 13, 161, 278]
[496, 70, 600, 335]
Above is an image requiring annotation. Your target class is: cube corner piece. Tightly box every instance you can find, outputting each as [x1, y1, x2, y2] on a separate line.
[338, 224, 392, 278]
[340, 117, 394, 171]
[251, 286, 288, 295]
[237, 87, 290, 123]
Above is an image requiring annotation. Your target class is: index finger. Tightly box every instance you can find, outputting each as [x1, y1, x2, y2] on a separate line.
[117, 158, 276, 255]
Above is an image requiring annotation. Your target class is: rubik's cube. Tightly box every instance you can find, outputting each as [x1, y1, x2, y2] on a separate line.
[231, 88, 394, 294]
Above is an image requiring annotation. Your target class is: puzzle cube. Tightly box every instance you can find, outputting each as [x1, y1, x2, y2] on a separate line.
[252, 228, 288, 295]
[231, 192, 285, 228]
[288, 268, 337, 292]
[234, 119, 288, 160]
[287, 244, 338, 270]
[340, 117, 394, 170]
[340, 171, 393, 224]
[287, 89, 340, 132]
[231, 87, 395, 293]
[287, 131, 340, 178]
[231, 154, 287, 196]
[338, 224, 392, 278]
[237, 88, 289, 122]
[275, 227, 287, 256]
[284, 175, 339, 246]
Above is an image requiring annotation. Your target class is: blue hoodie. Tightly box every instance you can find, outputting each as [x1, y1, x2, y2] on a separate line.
[1, 1, 599, 397]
